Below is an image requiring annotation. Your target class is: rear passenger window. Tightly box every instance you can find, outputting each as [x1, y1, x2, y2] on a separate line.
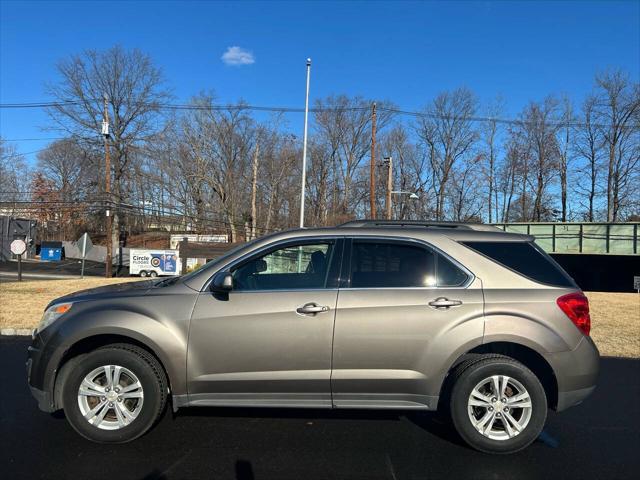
[463, 241, 575, 287]
[351, 242, 435, 287]
[349, 241, 469, 288]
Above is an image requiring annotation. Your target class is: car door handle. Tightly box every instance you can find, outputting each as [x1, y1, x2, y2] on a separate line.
[296, 303, 330, 315]
[428, 297, 463, 309]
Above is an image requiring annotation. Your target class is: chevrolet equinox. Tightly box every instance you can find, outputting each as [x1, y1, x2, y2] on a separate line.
[26, 220, 599, 453]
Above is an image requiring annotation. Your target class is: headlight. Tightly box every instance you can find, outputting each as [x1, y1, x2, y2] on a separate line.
[37, 302, 73, 333]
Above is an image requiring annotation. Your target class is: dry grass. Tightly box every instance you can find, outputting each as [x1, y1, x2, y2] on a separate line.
[586, 292, 640, 358]
[0, 277, 142, 331]
[1, 278, 638, 357]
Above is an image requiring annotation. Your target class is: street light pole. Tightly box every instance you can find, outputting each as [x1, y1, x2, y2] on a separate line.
[299, 58, 311, 228]
[385, 156, 393, 220]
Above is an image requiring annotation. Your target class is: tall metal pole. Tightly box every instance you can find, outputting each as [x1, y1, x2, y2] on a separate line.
[299, 58, 311, 228]
[103, 94, 113, 278]
[385, 156, 393, 220]
[370, 102, 377, 219]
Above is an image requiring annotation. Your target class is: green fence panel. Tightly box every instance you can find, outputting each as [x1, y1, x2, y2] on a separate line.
[504, 224, 528, 234]
[609, 224, 635, 255]
[529, 224, 554, 252]
[582, 224, 607, 254]
[489, 223, 638, 255]
[554, 224, 581, 253]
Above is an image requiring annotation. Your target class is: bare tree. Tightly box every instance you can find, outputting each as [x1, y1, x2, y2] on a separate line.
[37, 139, 97, 199]
[313, 95, 394, 222]
[0, 139, 30, 204]
[416, 88, 478, 220]
[517, 97, 561, 221]
[480, 97, 504, 223]
[45, 45, 171, 249]
[557, 96, 574, 222]
[573, 95, 604, 221]
[498, 138, 519, 222]
[594, 69, 640, 221]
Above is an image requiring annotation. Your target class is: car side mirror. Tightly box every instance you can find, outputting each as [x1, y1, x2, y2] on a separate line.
[211, 272, 233, 293]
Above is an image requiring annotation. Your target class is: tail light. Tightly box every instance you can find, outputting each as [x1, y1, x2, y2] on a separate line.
[557, 292, 591, 336]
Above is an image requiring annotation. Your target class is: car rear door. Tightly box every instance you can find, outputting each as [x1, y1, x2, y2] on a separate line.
[331, 237, 484, 410]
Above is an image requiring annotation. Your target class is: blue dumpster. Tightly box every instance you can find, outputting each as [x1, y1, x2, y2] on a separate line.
[40, 241, 63, 261]
[41, 247, 62, 261]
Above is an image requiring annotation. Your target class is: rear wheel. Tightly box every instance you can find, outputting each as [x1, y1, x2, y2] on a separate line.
[61, 344, 167, 443]
[449, 356, 547, 454]
[139, 271, 148, 277]
[149, 271, 158, 278]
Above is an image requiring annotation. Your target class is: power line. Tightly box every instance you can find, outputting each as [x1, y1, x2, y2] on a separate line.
[1, 148, 49, 159]
[1, 137, 67, 142]
[2, 100, 638, 133]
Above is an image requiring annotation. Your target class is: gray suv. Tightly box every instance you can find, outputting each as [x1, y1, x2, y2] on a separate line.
[27, 221, 599, 453]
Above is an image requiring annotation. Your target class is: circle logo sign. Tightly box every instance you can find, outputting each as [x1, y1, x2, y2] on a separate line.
[10, 239, 27, 255]
[150, 257, 161, 268]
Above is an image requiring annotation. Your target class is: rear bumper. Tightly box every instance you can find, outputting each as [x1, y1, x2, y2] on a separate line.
[557, 385, 596, 411]
[545, 335, 600, 412]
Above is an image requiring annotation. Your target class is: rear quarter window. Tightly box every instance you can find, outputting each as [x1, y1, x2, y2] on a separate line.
[462, 241, 576, 288]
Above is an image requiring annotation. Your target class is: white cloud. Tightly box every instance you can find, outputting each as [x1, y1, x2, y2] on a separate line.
[221, 46, 255, 66]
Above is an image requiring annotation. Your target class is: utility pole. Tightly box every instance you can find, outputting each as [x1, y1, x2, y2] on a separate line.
[102, 94, 112, 278]
[250, 143, 259, 240]
[385, 156, 393, 220]
[299, 58, 311, 228]
[370, 102, 377, 219]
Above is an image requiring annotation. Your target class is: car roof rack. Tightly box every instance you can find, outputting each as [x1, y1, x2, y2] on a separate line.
[337, 219, 504, 232]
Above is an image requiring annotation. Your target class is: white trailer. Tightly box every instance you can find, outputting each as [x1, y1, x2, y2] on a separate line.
[129, 249, 181, 277]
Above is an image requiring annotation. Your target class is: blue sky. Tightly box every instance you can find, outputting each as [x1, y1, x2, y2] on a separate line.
[1, 0, 639, 164]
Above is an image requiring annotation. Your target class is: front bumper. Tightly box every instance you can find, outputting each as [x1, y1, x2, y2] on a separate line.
[29, 385, 55, 413]
[545, 335, 600, 412]
[26, 336, 58, 413]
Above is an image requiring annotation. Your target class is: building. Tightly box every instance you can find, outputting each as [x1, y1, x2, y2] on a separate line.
[0, 215, 38, 261]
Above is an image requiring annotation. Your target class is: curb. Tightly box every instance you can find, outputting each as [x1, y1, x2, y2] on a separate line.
[1, 329, 33, 336]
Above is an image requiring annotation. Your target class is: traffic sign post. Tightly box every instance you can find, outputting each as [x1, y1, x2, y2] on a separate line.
[10, 239, 27, 282]
[634, 276, 640, 294]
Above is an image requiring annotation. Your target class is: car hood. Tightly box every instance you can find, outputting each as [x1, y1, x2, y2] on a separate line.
[47, 279, 159, 308]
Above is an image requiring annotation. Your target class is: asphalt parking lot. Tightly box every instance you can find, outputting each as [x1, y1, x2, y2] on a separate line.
[1, 336, 638, 480]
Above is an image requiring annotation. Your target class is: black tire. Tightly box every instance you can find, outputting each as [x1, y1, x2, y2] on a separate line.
[149, 271, 158, 278]
[139, 271, 147, 277]
[61, 343, 168, 443]
[449, 355, 547, 454]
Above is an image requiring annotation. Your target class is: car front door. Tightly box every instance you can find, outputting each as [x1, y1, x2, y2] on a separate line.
[188, 237, 343, 408]
[331, 237, 484, 410]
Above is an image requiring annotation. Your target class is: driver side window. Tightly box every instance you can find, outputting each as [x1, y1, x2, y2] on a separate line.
[231, 241, 335, 291]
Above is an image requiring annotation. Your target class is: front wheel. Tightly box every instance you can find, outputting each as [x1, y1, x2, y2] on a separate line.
[61, 344, 167, 443]
[449, 356, 547, 454]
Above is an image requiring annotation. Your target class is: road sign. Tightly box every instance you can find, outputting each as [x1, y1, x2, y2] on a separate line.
[78, 233, 93, 258]
[10, 239, 26, 282]
[634, 276, 640, 292]
[78, 233, 93, 279]
[10, 239, 26, 255]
